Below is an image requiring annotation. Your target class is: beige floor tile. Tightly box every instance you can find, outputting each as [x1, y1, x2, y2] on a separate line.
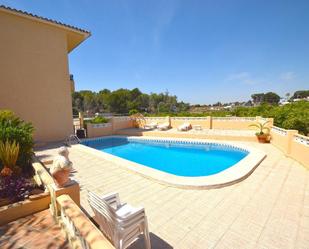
[35, 142, 309, 249]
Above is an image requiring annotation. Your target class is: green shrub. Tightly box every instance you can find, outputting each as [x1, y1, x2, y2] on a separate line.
[129, 109, 138, 115]
[84, 116, 109, 126]
[0, 140, 20, 168]
[145, 101, 309, 135]
[0, 110, 34, 175]
[232, 101, 309, 135]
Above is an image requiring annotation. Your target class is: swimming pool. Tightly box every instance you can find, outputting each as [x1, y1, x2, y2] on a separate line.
[82, 137, 248, 177]
[80, 136, 266, 188]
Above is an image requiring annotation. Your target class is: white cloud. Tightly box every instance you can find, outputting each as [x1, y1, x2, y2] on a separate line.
[226, 72, 258, 85]
[280, 72, 296, 81]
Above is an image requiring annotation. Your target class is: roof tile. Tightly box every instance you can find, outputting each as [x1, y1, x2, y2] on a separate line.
[0, 5, 91, 35]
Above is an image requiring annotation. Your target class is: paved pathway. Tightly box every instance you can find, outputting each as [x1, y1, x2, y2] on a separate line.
[37, 141, 309, 249]
[0, 209, 69, 249]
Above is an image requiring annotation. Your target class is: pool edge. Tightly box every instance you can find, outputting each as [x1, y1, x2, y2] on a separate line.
[74, 136, 266, 189]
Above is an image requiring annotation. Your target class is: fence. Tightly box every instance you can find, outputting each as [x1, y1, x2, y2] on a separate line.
[86, 117, 133, 138]
[144, 116, 273, 130]
[270, 126, 309, 167]
[84, 116, 273, 138]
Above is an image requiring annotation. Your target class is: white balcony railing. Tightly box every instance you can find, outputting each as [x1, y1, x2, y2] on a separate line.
[271, 126, 288, 136]
[294, 134, 309, 146]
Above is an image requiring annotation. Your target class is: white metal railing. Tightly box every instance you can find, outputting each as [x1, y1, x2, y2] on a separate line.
[65, 134, 81, 146]
[171, 117, 210, 120]
[144, 117, 167, 120]
[271, 126, 288, 136]
[294, 134, 309, 146]
[113, 116, 131, 121]
[212, 117, 256, 121]
[260, 118, 269, 122]
[92, 123, 112, 128]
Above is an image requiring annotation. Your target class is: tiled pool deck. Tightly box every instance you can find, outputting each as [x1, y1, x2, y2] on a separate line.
[36, 140, 309, 249]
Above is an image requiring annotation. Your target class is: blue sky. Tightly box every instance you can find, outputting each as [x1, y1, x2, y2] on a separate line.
[2, 0, 309, 104]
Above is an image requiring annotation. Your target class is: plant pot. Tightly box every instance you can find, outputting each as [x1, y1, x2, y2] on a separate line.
[257, 134, 270, 143]
[52, 169, 71, 187]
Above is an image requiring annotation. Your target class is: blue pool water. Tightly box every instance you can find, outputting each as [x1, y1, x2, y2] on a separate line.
[82, 137, 248, 177]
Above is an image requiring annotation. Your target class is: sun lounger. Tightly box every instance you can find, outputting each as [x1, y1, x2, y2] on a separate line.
[157, 122, 170, 131]
[177, 123, 192, 131]
[144, 122, 158, 129]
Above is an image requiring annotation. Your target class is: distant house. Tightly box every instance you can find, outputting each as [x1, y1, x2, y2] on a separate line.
[293, 97, 309, 102]
[0, 6, 90, 142]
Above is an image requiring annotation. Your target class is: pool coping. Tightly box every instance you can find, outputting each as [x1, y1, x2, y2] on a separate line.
[74, 136, 266, 189]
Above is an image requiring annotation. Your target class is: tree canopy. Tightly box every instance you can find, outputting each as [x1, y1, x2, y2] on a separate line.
[251, 92, 280, 105]
[72, 88, 190, 115]
[72, 88, 309, 135]
[291, 90, 309, 99]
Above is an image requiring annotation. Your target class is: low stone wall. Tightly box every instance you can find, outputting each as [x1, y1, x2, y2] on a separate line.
[143, 116, 273, 130]
[113, 116, 134, 130]
[170, 117, 211, 129]
[87, 123, 113, 138]
[56, 194, 115, 249]
[0, 160, 80, 226]
[85, 116, 274, 138]
[86, 117, 134, 138]
[212, 117, 254, 130]
[290, 134, 309, 167]
[270, 126, 309, 168]
[0, 192, 50, 226]
[270, 126, 297, 154]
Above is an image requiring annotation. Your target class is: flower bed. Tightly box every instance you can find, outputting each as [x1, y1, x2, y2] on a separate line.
[0, 175, 45, 208]
[0, 110, 45, 208]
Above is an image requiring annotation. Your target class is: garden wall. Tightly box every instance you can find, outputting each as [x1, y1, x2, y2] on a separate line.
[112, 116, 134, 130]
[87, 123, 113, 138]
[0, 161, 80, 226]
[86, 117, 134, 138]
[170, 117, 211, 129]
[143, 116, 273, 130]
[212, 117, 273, 130]
[56, 194, 115, 249]
[290, 134, 309, 168]
[270, 126, 309, 168]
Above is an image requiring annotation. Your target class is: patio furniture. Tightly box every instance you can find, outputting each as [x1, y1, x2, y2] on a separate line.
[144, 122, 158, 130]
[88, 191, 151, 249]
[192, 125, 202, 131]
[157, 122, 170, 131]
[177, 123, 192, 131]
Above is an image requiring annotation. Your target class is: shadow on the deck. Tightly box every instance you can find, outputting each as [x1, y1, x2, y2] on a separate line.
[128, 233, 173, 249]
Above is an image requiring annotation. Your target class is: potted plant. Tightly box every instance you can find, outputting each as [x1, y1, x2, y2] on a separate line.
[50, 146, 73, 187]
[130, 113, 145, 128]
[0, 140, 20, 177]
[249, 121, 271, 143]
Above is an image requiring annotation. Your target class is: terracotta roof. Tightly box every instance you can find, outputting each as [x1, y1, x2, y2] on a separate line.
[0, 5, 91, 35]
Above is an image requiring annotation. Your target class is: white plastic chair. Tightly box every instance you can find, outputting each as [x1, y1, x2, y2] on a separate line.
[88, 191, 151, 249]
